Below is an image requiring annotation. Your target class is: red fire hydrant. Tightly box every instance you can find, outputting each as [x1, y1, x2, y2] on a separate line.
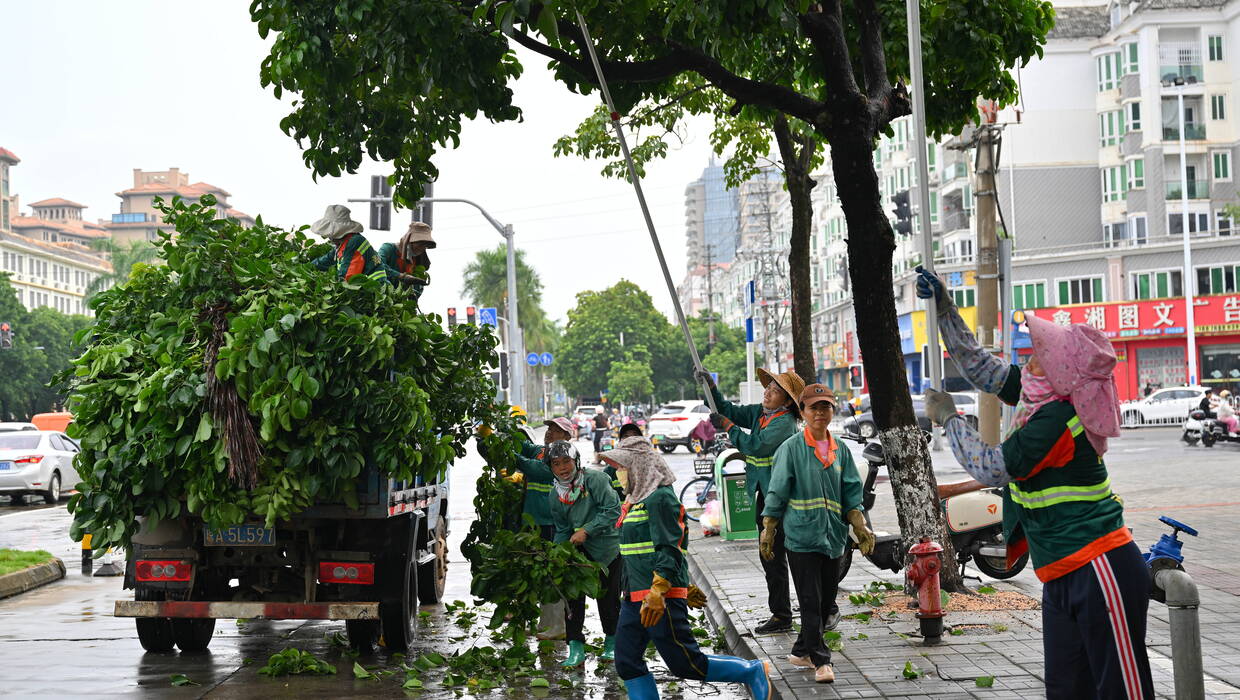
[906, 537, 945, 641]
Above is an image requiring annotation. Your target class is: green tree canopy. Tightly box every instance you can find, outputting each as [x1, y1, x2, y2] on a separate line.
[86, 239, 158, 299]
[606, 344, 653, 405]
[0, 275, 92, 420]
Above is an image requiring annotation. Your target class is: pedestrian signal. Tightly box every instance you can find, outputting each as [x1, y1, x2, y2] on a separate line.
[848, 364, 864, 389]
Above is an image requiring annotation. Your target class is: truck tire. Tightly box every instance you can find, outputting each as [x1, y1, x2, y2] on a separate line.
[380, 515, 419, 652]
[134, 589, 175, 653]
[658, 444, 676, 454]
[346, 619, 380, 652]
[417, 513, 448, 605]
[172, 618, 215, 652]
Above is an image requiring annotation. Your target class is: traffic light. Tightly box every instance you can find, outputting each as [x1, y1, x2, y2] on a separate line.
[848, 364, 864, 389]
[0, 322, 12, 350]
[499, 352, 510, 389]
[446, 307, 458, 329]
[892, 189, 912, 236]
[369, 175, 392, 231]
[466, 306, 476, 325]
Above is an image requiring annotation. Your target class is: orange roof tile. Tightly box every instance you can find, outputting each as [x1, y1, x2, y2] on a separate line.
[0, 232, 113, 271]
[11, 215, 111, 239]
[0, 147, 18, 164]
[29, 197, 87, 208]
[116, 181, 232, 199]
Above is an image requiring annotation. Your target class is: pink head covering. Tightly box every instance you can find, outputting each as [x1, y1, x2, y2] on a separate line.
[1026, 314, 1121, 455]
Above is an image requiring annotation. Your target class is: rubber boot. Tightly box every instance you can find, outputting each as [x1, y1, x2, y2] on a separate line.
[536, 600, 565, 640]
[561, 640, 586, 668]
[599, 635, 616, 662]
[705, 655, 770, 700]
[623, 673, 660, 700]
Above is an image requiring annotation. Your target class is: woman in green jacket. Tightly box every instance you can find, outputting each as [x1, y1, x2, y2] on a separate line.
[546, 440, 622, 667]
[697, 368, 803, 634]
[601, 437, 770, 700]
[761, 384, 874, 684]
[377, 221, 434, 300]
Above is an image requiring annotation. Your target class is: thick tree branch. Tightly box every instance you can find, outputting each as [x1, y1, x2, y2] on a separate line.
[509, 30, 689, 83]
[854, 0, 890, 102]
[800, 2, 861, 106]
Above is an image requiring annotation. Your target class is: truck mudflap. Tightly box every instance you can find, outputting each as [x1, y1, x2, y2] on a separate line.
[115, 600, 379, 620]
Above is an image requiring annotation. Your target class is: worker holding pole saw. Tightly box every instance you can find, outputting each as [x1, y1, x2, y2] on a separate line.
[570, 10, 774, 700]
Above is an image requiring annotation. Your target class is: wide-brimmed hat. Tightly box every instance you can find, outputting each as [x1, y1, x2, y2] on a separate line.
[1026, 314, 1121, 454]
[756, 368, 807, 414]
[310, 204, 363, 241]
[403, 221, 437, 248]
[799, 384, 838, 410]
[543, 417, 576, 436]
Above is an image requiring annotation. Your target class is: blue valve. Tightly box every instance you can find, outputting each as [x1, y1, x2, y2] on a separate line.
[1144, 516, 1198, 568]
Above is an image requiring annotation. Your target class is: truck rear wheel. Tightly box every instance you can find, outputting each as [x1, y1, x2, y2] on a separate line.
[346, 619, 380, 652]
[172, 618, 215, 652]
[417, 514, 448, 605]
[134, 589, 174, 653]
[380, 515, 419, 652]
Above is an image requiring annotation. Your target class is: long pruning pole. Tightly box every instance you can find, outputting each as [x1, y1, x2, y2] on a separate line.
[573, 12, 718, 412]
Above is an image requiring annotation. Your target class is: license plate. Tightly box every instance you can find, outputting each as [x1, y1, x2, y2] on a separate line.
[0, 461, 10, 471]
[204, 525, 274, 547]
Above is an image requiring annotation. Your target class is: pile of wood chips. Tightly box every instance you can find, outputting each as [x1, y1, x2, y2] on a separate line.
[871, 589, 1040, 616]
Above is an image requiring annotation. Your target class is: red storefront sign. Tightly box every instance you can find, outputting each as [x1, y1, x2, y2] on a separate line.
[1024, 294, 1240, 339]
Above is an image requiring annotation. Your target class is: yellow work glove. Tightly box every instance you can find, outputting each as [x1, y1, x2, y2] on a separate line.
[640, 574, 672, 627]
[847, 509, 875, 555]
[476, 424, 494, 438]
[759, 517, 779, 562]
[686, 584, 708, 609]
[505, 471, 524, 486]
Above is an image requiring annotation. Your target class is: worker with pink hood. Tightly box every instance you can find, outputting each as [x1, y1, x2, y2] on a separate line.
[916, 267, 1152, 699]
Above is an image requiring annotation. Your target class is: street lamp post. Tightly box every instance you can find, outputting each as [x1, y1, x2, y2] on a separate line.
[1168, 79, 1200, 385]
[347, 195, 524, 407]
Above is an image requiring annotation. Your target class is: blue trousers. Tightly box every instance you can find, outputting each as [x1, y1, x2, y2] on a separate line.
[615, 598, 709, 681]
[1043, 542, 1154, 699]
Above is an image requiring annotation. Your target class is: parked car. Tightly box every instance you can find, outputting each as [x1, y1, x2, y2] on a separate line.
[0, 431, 81, 504]
[647, 400, 709, 453]
[951, 392, 980, 429]
[843, 400, 933, 438]
[1121, 386, 1208, 427]
[0, 422, 38, 432]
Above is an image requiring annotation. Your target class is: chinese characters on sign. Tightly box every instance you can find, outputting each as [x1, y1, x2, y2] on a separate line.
[1030, 295, 1240, 338]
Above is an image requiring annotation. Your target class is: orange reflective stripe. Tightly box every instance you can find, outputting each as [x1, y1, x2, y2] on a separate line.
[344, 253, 366, 280]
[759, 409, 789, 429]
[629, 587, 688, 602]
[1033, 527, 1133, 582]
[1020, 426, 1077, 481]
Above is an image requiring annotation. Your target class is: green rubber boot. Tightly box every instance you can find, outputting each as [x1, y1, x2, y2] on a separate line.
[562, 640, 586, 668]
[599, 635, 616, 662]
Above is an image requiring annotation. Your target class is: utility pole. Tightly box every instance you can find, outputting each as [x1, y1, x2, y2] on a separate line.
[974, 118, 1001, 444]
[705, 244, 716, 350]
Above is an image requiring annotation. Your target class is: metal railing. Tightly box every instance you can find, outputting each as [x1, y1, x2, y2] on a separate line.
[1165, 180, 1209, 200]
[1159, 42, 1204, 84]
[1163, 124, 1207, 140]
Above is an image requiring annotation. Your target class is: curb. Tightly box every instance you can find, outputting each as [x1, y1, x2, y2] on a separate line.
[0, 557, 66, 600]
[686, 546, 793, 700]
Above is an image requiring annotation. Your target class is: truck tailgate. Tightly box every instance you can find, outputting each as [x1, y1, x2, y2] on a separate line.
[115, 601, 379, 620]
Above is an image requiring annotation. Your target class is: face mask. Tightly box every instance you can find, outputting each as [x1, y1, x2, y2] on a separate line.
[617, 470, 629, 491]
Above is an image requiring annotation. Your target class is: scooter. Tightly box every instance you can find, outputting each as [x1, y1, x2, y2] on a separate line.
[1182, 409, 1240, 447]
[838, 406, 1029, 580]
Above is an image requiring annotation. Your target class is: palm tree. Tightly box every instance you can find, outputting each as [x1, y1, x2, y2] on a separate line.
[85, 239, 159, 298]
[460, 245, 559, 351]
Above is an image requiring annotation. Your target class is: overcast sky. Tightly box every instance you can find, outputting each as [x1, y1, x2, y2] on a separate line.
[1, 1, 721, 335]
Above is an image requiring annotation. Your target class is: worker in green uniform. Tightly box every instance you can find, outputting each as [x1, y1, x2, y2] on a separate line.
[546, 440, 622, 667]
[598, 422, 643, 498]
[761, 384, 874, 684]
[696, 367, 804, 634]
[309, 205, 407, 283]
[601, 438, 770, 700]
[377, 220, 434, 301]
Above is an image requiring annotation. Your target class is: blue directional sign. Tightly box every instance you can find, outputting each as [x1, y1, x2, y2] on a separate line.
[540, 352, 554, 367]
[526, 352, 540, 367]
[478, 307, 498, 328]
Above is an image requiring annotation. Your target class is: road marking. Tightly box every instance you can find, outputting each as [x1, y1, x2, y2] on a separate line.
[0, 506, 57, 520]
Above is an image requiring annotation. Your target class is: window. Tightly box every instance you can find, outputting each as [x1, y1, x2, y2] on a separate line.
[1012, 282, 1047, 310]
[1197, 264, 1240, 294]
[927, 143, 937, 175]
[1104, 221, 1128, 246]
[1099, 110, 1124, 146]
[1214, 151, 1232, 180]
[1096, 53, 1121, 91]
[1209, 35, 1224, 62]
[1126, 42, 1140, 73]
[1125, 101, 1141, 131]
[951, 288, 976, 307]
[1212, 94, 1227, 121]
[962, 184, 973, 215]
[1132, 270, 1182, 299]
[1102, 165, 1128, 202]
[1130, 215, 1148, 245]
[928, 191, 939, 226]
[1218, 210, 1233, 236]
[1168, 211, 1211, 235]
[1127, 158, 1144, 189]
[1058, 277, 1103, 304]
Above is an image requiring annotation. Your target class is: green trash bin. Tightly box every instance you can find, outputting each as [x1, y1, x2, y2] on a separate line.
[716, 456, 758, 541]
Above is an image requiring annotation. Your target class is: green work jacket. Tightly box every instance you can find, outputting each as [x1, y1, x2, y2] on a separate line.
[762, 427, 863, 558]
[995, 369, 1130, 582]
[548, 468, 621, 566]
[311, 233, 391, 283]
[618, 486, 689, 602]
[377, 243, 428, 300]
[600, 464, 625, 499]
[707, 385, 798, 500]
[514, 441, 554, 527]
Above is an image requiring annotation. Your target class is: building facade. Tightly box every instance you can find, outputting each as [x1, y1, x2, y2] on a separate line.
[106, 168, 253, 244]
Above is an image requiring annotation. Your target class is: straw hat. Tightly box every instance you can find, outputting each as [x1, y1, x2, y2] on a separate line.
[756, 368, 807, 415]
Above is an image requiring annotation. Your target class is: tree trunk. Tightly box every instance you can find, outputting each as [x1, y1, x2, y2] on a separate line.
[773, 116, 819, 385]
[828, 127, 965, 591]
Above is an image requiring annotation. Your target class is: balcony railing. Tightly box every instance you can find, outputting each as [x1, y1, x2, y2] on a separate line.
[1162, 123, 1207, 140]
[1159, 42, 1204, 83]
[1160, 64, 1205, 83]
[111, 212, 149, 223]
[1165, 180, 1209, 200]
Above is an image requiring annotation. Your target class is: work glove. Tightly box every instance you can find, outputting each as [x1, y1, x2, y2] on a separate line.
[504, 471, 525, 486]
[914, 266, 956, 316]
[476, 424, 494, 438]
[923, 388, 960, 426]
[759, 517, 779, 562]
[847, 509, 876, 556]
[640, 573, 672, 627]
[686, 584, 708, 609]
[709, 412, 734, 431]
[694, 368, 716, 389]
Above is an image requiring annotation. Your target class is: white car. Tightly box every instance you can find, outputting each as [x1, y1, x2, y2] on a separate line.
[647, 400, 710, 453]
[0, 431, 81, 504]
[0, 422, 37, 432]
[1121, 386, 1208, 427]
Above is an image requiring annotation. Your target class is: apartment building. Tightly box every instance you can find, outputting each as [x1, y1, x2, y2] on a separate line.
[106, 168, 254, 244]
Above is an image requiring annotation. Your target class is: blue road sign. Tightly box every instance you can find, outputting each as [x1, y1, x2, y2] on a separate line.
[540, 352, 554, 366]
[478, 307, 498, 327]
[526, 353, 540, 366]
[710, 372, 719, 384]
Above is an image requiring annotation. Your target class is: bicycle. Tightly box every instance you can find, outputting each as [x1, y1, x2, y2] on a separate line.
[677, 434, 732, 522]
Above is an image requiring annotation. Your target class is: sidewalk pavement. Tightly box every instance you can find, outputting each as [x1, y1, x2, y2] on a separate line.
[687, 528, 1240, 699]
